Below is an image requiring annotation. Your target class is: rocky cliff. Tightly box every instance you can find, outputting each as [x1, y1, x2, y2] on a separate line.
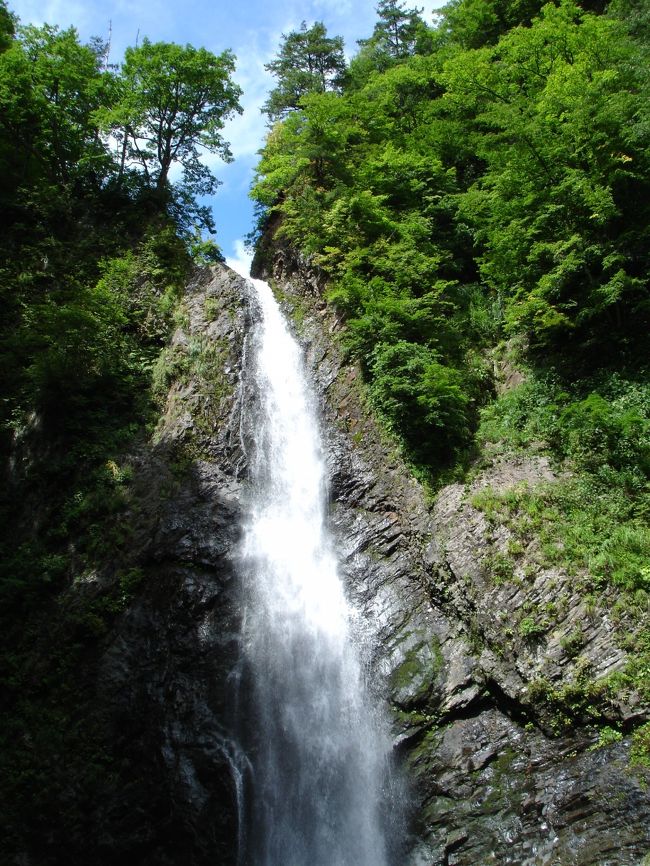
[7, 266, 249, 866]
[250, 245, 650, 866]
[79, 266, 249, 866]
[19, 258, 647, 865]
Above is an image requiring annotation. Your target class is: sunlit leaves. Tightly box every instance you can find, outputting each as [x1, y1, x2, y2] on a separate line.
[252, 0, 650, 467]
[368, 340, 472, 463]
[0, 23, 113, 192]
[444, 0, 650, 346]
[97, 39, 242, 196]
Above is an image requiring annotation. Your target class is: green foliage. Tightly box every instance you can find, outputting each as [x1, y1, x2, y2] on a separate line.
[518, 616, 547, 640]
[368, 340, 472, 466]
[263, 21, 346, 121]
[590, 725, 623, 750]
[560, 627, 585, 659]
[609, 0, 650, 41]
[440, 0, 546, 48]
[526, 671, 612, 734]
[0, 0, 15, 50]
[554, 393, 649, 474]
[630, 722, 650, 768]
[96, 38, 242, 226]
[479, 369, 650, 477]
[444, 1, 650, 354]
[484, 551, 515, 584]
[470, 359, 650, 709]
[0, 17, 241, 257]
[190, 235, 225, 265]
[0, 16, 234, 503]
[0, 8, 234, 458]
[473, 474, 650, 593]
[252, 0, 650, 484]
[0, 22, 114, 195]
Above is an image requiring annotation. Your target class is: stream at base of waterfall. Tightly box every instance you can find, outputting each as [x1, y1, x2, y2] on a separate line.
[233, 276, 403, 866]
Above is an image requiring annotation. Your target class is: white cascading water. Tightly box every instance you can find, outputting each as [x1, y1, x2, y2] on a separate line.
[237, 275, 397, 866]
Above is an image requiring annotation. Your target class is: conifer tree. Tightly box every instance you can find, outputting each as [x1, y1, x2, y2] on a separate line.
[359, 0, 426, 60]
[263, 21, 346, 121]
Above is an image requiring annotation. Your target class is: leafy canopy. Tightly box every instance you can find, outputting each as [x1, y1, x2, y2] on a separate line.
[98, 39, 242, 208]
[252, 0, 650, 470]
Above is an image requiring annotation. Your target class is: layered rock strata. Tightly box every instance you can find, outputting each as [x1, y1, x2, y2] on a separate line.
[251, 246, 650, 866]
[68, 257, 648, 866]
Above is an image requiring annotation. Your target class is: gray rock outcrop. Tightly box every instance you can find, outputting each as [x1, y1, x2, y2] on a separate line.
[68, 256, 648, 866]
[251, 246, 650, 866]
[84, 266, 250, 866]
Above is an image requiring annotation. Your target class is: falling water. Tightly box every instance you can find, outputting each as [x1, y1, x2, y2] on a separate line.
[237, 276, 397, 866]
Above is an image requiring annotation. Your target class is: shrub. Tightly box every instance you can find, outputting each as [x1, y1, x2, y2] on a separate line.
[555, 393, 649, 474]
[518, 615, 547, 640]
[590, 726, 623, 750]
[630, 722, 650, 768]
[368, 340, 472, 466]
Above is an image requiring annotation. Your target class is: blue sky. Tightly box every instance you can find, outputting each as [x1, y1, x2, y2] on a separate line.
[10, 0, 444, 271]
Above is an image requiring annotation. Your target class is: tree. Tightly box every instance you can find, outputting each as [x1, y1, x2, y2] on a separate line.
[440, 0, 545, 49]
[263, 22, 346, 121]
[99, 39, 242, 201]
[368, 340, 471, 464]
[444, 0, 650, 349]
[0, 0, 15, 52]
[610, 0, 650, 42]
[0, 23, 113, 193]
[358, 0, 427, 62]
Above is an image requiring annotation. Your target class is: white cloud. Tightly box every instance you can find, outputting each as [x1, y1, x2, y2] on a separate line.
[226, 239, 253, 278]
[12, 0, 92, 29]
[415, 0, 447, 24]
[205, 28, 278, 164]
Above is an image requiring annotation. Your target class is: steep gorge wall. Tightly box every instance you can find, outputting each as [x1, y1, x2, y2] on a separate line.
[92, 266, 250, 866]
[23, 260, 648, 865]
[251, 246, 650, 865]
[15, 266, 250, 866]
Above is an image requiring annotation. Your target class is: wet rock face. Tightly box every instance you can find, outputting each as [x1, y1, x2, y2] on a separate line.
[97, 467, 243, 866]
[81, 256, 649, 866]
[409, 712, 650, 866]
[252, 247, 650, 866]
[88, 265, 252, 866]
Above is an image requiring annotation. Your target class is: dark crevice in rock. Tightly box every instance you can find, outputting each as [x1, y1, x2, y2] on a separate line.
[481, 677, 534, 727]
[442, 830, 469, 866]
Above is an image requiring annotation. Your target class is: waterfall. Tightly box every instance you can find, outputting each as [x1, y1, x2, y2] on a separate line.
[236, 275, 398, 866]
